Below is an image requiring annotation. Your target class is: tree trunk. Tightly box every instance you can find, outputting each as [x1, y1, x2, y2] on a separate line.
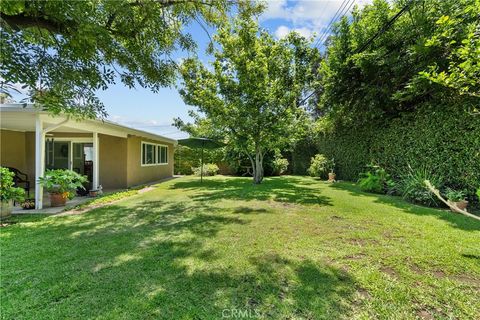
[253, 145, 264, 184]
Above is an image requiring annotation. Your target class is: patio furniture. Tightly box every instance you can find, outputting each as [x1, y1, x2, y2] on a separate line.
[5, 167, 30, 197]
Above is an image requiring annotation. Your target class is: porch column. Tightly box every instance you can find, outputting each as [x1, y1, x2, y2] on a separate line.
[92, 132, 99, 190]
[35, 115, 45, 209]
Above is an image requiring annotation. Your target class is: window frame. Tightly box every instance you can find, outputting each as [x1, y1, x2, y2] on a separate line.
[141, 142, 169, 166]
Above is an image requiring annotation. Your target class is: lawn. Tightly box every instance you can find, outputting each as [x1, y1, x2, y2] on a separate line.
[1, 176, 479, 319]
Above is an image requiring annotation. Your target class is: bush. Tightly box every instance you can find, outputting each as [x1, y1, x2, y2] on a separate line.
[307, 154, 329, 178]
[192, 163, 219, 176]
[444, 188, 466, 202]
[38, 169, 88, 199]
[396, 166, 443, 207]
[0, 167, 25, 203]
[272, 157, 289, 176]
[358, 164, 395, 194]
[311, 103, 480, 202]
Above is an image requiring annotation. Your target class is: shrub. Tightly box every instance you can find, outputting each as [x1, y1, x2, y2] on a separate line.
[396, 166, 443, 207]
[312, 103, 480, 198]
[38, 169, 88, 199]
[444, 188, 466, 202]
[0, 167, 25, 203]
[307, 154, 329, 178]
[272, 157, 289, 176]
[358, 164, 395, 194]
[192, 163, 219, 176]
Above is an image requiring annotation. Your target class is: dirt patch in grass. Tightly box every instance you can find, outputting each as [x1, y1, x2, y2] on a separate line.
[410, 263, 425, 275]
[357, 288, 371, 299]
[417, 310, 435, 320]
[454, 274, 480, 288]
[432, 270, 446, 279]
[344, 238, 379, 247]
[343, 253, 367, 260]
[380, 266, 398, 279]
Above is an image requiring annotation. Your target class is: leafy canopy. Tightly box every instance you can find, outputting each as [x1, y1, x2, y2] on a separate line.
[0, 0, 230, 118]
[317, 0, 480, 126]
[178, 7, 319, 183]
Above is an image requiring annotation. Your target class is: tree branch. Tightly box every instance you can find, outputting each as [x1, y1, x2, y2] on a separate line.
[0, 12, 70, 33]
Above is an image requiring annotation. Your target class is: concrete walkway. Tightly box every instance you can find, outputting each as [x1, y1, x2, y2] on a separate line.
[12, 195, 92, 215]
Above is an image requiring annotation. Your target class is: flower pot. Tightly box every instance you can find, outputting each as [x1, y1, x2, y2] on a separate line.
[0, 201, 13, 219]
[450, 200, 468, 211]
[21, 199, 36, 210]
[89, 190, 99, 197]
[49, 193, 67, 207]
[328, 172, 336, 182]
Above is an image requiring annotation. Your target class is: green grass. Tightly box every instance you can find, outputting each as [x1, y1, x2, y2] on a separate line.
[1, 176, 479, 319]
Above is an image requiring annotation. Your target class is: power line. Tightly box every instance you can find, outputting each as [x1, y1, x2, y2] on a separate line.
[315, 0, 356, 49]
[313, 0, 351, 48]
[301, 0, 416, 108]
[355, 0, 415, 54]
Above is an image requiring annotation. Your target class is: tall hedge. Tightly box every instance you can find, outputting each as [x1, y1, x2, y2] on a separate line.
[313, 102, 480, 196]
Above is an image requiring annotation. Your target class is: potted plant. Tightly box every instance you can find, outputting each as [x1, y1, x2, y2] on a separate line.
[445, 188, 468, 211]
[328, 158, 336, 182]
[0, 167, 26, 219]
[38, 169, 88, 207]
[21, 198, 36, 210]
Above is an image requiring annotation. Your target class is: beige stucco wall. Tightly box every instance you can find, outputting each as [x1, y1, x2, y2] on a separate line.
[126, 135, 174, 187]
[99, 134, 128, 190]
[1, 129, 174, 190]
[0, 129, 27, 174]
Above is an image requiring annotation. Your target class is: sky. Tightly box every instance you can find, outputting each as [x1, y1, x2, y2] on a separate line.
[10, 1, 372, 140]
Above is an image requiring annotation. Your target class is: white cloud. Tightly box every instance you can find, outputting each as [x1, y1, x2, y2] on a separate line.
[274, 25, 313, 39]
[274, 25, 290, 38]
[263, 0, 374, 42]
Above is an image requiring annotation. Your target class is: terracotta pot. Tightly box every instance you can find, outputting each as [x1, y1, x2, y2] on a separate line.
[328, 172, 336, 182]
[0, 201, 13, 219]
[454, 200, 468, 211]
[89, 190, 98, 197]
[49, 193, 67, 207]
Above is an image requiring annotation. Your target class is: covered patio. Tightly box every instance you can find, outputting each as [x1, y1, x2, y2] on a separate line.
[1, 105, 131, 210]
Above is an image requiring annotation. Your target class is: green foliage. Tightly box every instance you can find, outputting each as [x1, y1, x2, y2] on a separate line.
[0, 0, 231, 117]
[38, 169, 88, 199]
[192, 164, 219, 177]
[308, 0, 480, 205]
[313, 103, 480, 203]
[271, 157, 289, 176]
[0, 167, 25, 203]
[178, 8, 320, 183]
[444, 188, 466, 202]
[307, 154, 331, 178]
[358, 164, 394, 194]
[419, 4, 480, 99]
[396, 166, 442, 207]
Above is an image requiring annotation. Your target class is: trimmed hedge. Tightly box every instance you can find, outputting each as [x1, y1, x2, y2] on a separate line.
[298, 103, 480, 199]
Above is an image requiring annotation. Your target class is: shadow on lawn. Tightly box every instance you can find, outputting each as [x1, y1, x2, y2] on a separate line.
[331, 183, 480, 232]
[2, 198, 355, 319]
[170, 176, 332, 206]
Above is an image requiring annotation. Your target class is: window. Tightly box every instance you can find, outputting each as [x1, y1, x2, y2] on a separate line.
[141, 142, 168, 166]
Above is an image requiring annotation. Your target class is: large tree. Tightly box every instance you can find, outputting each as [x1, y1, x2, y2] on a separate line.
[178, 8, 319, 184]
[0, 0, 230, 118]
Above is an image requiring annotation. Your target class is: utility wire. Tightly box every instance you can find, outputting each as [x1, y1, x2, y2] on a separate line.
[355, 0, 415, 54]
[315, 0, 356, 49]
[313, 0, 351, 48]
[300, 0, 416, 107]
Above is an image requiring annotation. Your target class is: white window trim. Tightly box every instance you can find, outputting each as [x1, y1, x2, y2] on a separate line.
[141, 141, 169, 166]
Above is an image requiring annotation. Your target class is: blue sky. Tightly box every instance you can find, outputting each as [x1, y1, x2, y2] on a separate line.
[11, 1, 372, 139]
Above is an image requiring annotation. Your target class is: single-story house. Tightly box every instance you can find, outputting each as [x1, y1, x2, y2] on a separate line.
[1, 104, 177, 209]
